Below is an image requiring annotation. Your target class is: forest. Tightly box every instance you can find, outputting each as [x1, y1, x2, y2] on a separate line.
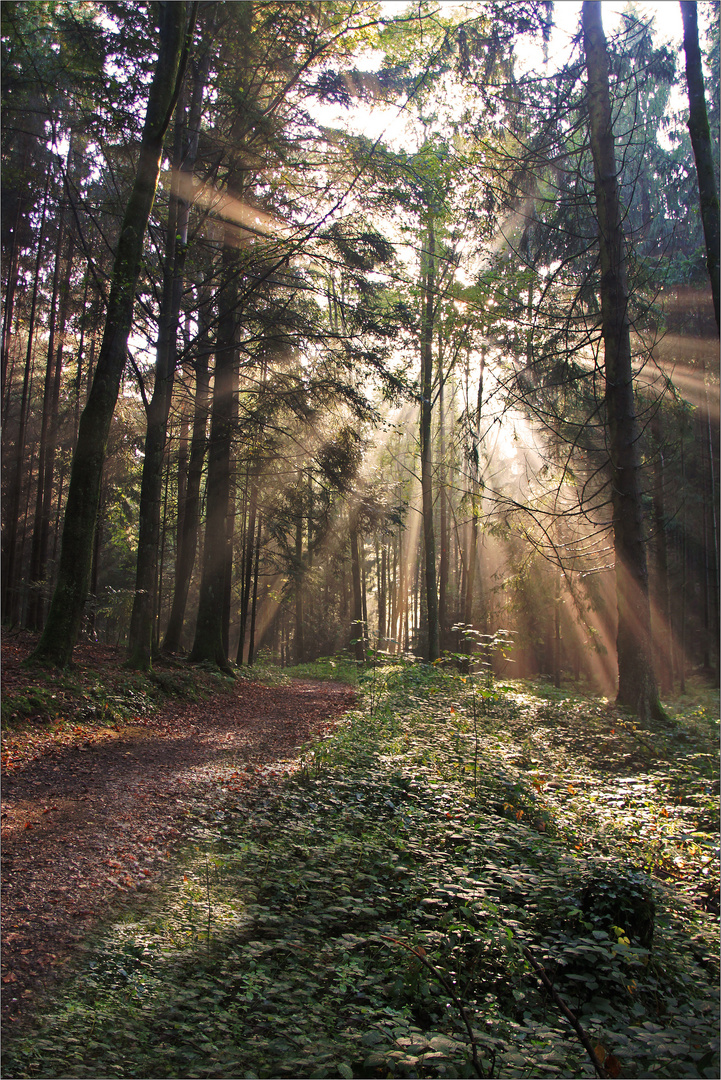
[1, 1, 719, 1078]
[1, 0, 718, 707]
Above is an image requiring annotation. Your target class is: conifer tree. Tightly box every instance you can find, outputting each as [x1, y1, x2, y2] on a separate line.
[582, 0, 664, 721]
[30, 2, 193, 666]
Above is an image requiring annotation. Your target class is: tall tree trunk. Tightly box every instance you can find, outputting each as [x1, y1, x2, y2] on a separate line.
[1, 201, 22, 413]
[305, 470, 314, 650]
[680, 0, 720, 332]
[705, 381, 720, 676]
[294, 470, 305, 664]
[553, 570, 562, 688]
[175, 382, 191, 557]
[27, 210, 66, 629]
[420, 212, 440, 661]
[378, 541, 386, 647]
[438, 333, 449, 653]
[38, 234, 75, 616]
[393, 514, 402, 652]
[390, 540, 398, 651]
[29, 2, 191, 666]
[28, 130, 85, 630]
[247, 515, 262, 666]
[582, 0, 664, 721]
[361, 537, 369, 651]
[237, 471, 259, 664]
[651, 414, 673, 695]
[679, 432, 688, 693]
[53, 467, 65, 561]
[128, 34, 209, 669]
[349, 516, 364, 663]
[2, 171, 51, 623]
[464, 351, 484, 638]
[28, 220, 75, 630]
[73, 276, 88, 439]
[189, 239, 239, 672]
[88, 483, 104, 639]
[222, 400, 238, 659]
[162, 298, 212, 652]
[155, 455, 171, 648]
[127, 99, 186, 669]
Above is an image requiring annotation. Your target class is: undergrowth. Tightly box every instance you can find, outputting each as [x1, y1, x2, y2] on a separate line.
[254, 654, 360, 686]
[2, 662, 718, 1079]
[1, 663, 209, 732]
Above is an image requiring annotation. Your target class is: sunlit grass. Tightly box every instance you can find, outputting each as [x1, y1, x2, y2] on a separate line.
[278, 655, 360, 686]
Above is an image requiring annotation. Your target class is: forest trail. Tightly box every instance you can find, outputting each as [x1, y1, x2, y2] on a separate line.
[1, 639, 356, 1029]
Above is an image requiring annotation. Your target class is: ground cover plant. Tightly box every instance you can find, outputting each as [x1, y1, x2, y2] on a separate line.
[1, 632, 221, 767]
[252, 653, 361, 688]
[2, 660, 718, 1080]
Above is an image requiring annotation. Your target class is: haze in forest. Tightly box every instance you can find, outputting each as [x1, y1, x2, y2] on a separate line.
[2, 0, 718, 720]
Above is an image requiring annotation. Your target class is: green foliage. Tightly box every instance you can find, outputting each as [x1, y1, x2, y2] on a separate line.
[3, 666, 718, 1079]
[578, 871, 656, 948]
[1, 663, 204, 732]
[278, 655, 360, 686]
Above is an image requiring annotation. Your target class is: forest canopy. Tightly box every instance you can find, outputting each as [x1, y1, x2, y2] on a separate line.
[2, 0, 719, 716]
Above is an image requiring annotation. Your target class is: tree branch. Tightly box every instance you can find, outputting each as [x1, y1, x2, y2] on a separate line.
[522, 946, 609, 1079]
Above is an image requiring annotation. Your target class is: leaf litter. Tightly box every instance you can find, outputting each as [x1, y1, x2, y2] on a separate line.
[1, 634, 355, 1034]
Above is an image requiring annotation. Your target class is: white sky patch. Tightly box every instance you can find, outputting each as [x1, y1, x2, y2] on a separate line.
[379, 0, 686, 68]
[508, 2, 680, 82]
[313, 94, 422, 153]
[314, 1, 692, 157]
[542, 1, 684, 66]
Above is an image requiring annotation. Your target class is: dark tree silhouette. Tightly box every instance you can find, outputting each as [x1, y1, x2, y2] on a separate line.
[582, 0, 665, 721]
[29, 2, 193, 666]
[680, 0, 720, 333]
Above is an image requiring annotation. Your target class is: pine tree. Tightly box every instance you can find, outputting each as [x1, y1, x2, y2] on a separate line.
[29, 1, 193, 666]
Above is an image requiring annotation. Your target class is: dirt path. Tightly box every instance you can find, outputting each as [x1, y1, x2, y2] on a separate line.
[1, 655, 356, 1030]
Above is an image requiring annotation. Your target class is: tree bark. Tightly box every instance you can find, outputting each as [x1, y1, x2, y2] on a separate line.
[438, 334, 449, 653]
[349, 516, 365, 663]
[680, 0, 720, 333]
[38, 234, 75, 616]
[188, 236, 239, 672]
[553, 570, 562, 688]
[28, 131, 84, 630]
[464, 351, 484, 639]
[679, 431, 688, 692]
[247, 515, 262, 666]
[291, 469, 305, 664]
[703, 375, 720, 675]
[222, 405, 238, 659]
[175, 379, 191, 562]
[420, 212, 440, 661]
[651, 414, 673, 695]
[582, 0, 664, 721]
[128, 31, 211, 668]
[29, 2, 191, 666]
[27, 207, 68, 630]
[127, 94, 187, 669]
[162, 297, 212, 653]
[1, 200, 22, 417]
[155, 455, 172, 648]
[237, 471, 259, 664]
[2, 171, 51, 624]
[378, 541, 386, 647]
[361, 537, 369, 652]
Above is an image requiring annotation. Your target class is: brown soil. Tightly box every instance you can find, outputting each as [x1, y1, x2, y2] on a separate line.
[1, 635, 356, 1031]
